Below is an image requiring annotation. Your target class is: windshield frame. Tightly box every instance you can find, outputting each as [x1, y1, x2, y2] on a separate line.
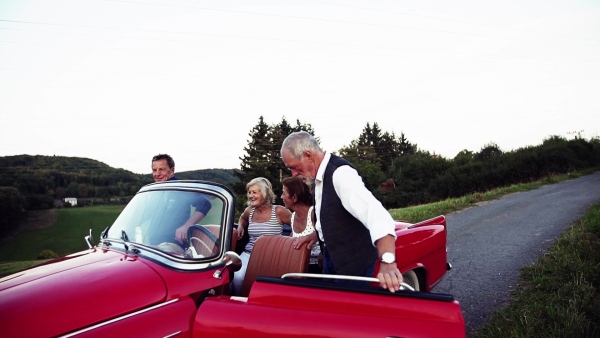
[101, 180, 236, 271]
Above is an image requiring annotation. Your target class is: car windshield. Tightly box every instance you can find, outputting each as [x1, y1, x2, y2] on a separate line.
[107, 189, 225, 258]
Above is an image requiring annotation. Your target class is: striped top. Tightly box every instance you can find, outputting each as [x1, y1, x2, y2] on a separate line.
[245, 205, 282, 253]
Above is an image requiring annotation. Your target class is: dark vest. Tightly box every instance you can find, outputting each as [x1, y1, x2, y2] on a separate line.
[319, 155, 377, 275]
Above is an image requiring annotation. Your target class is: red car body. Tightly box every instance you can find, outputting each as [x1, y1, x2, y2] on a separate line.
[387, 215, 451, 292]
[0, 180, 463, 337]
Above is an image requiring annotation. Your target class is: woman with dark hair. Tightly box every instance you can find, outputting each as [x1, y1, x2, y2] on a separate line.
[281, 176, 322, 274]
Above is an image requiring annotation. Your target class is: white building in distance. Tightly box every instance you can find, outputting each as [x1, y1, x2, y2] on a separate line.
[64, 197, 78, 207]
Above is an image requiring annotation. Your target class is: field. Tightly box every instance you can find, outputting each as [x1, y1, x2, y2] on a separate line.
[0, 205, 123, 263]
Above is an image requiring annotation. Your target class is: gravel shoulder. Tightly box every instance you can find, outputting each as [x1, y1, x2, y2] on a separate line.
[434, 171, 600, 334]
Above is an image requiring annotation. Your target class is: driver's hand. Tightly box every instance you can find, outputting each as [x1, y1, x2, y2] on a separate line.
[377, 263, 403, 293]
[175, 225, 188, 244]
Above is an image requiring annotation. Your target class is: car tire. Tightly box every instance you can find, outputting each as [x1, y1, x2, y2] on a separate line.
[402, 270, 420, 291]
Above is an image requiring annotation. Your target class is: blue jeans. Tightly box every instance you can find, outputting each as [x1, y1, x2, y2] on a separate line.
[322, 245, 375, 284]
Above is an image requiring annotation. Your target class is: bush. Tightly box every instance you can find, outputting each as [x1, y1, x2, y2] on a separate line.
[37, 250, 59, 259]
[0, 187, 26, 237]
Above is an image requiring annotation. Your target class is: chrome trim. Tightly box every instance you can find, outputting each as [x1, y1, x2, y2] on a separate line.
[98, 240, 221, 271]
[101, 180, 237, 271]
[139, 180, 234, 201]
[85, 229, 94, 249]
[281, 273, 415, 291]
[0, 272, 26, 283]
[58, 299, 180, 338]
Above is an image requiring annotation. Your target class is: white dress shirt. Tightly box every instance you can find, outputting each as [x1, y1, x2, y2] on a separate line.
[314, 152, 397, 246]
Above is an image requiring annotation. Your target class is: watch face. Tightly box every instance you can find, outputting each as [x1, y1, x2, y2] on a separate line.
[381, 252, 395, 263]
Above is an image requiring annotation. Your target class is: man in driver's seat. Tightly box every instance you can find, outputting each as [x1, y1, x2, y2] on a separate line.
[151, 154, 212, 247]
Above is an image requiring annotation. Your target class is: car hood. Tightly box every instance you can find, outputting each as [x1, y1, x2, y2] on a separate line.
[0, 248, 167, 337]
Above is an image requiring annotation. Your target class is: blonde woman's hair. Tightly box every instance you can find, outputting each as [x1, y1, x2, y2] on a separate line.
[246, 177, 275, 206]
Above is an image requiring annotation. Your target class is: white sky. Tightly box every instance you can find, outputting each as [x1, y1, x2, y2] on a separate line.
[1, 0, 598, 174]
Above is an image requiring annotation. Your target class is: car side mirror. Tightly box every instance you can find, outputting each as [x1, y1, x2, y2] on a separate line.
[85, 229, 94, 249]
[213, 251, 242, 279]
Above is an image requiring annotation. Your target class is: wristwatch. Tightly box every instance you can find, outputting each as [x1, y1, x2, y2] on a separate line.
[381, 252, 396, 264]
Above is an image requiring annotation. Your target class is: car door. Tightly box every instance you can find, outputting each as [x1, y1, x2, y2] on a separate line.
[193, 276, 465, 337]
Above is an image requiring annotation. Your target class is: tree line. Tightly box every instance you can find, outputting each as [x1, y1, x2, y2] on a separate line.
[1, 117, 598, 237]
[233, 117, 600, 211]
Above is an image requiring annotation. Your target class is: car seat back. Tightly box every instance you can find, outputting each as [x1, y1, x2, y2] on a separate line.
[189, 225, 221, 257]
[230, 228, 239, 251]
[241, 235, 309, 297]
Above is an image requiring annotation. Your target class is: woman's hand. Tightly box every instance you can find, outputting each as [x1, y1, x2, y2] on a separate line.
[292, 232, 318, 250]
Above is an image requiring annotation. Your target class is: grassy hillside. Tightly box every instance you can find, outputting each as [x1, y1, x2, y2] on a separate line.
[0, 205, 123, 262]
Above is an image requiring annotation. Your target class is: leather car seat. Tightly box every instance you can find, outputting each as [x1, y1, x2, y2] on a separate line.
[230, 228, 239, 251]
[189, 225, 221, 257]
[241, 235, 309, 297]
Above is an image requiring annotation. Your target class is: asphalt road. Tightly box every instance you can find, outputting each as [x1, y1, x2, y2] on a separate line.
[433, 171, 600, 335]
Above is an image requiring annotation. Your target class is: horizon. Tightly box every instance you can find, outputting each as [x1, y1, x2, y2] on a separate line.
[1, 131, 592, 175]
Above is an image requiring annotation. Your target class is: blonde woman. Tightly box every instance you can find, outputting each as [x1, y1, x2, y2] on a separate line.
[232, 177, 291, 296]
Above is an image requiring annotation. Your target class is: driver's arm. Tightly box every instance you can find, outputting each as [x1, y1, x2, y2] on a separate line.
[175, 211, 206, 244]
[175, 196, 212, 244]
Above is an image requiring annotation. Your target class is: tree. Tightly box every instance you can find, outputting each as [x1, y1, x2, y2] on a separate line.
[67, 181, 79, 197]
[234, 116, 271, 195]
[453, 150, 474, 166]
[384, 151, 451, 207]
[339, 122, 416, 174]
[353, 161, 386, 192]
[234, 116, 315, 206]
[379, 131, 416, 171]
[475, 143, 503, 161]
[0, 187, 26, 236]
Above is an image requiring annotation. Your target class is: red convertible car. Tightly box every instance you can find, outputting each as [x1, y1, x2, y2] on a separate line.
[0, 180, 464, 337]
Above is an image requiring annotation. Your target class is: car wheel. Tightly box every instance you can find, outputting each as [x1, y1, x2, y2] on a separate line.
[402, 270, 420, 291]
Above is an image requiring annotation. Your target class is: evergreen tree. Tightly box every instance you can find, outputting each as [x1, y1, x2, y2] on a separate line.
[475, 143, 503, 161]
[233, 116, 271, 196]
[339, 122, 416, 174]
[234, 116, 315, 204]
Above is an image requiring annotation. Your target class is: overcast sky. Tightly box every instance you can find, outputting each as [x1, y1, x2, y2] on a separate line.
[1, 0, 598, 174]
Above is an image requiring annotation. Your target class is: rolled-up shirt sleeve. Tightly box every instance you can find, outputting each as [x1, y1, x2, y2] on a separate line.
[332, 165, 396, 246]
[193, 195, 212, 216]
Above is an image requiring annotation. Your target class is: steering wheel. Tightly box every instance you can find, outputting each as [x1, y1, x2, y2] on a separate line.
[187, 225, 220, 257]
[157, 242, 185, 256]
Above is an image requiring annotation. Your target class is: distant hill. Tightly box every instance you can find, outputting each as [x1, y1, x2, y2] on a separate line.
[0, 155, 115, 173]
[0, 155, 240, 210]
[172, 168, 241, 186]
[140, 168, 241, 186]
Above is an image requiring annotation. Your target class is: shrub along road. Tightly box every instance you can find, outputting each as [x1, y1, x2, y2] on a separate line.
[434, 171, 600, 335]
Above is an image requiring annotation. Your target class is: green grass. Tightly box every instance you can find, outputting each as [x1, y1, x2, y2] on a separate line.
[469, 202, 600, 338]
[0, 205, 123, 262]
